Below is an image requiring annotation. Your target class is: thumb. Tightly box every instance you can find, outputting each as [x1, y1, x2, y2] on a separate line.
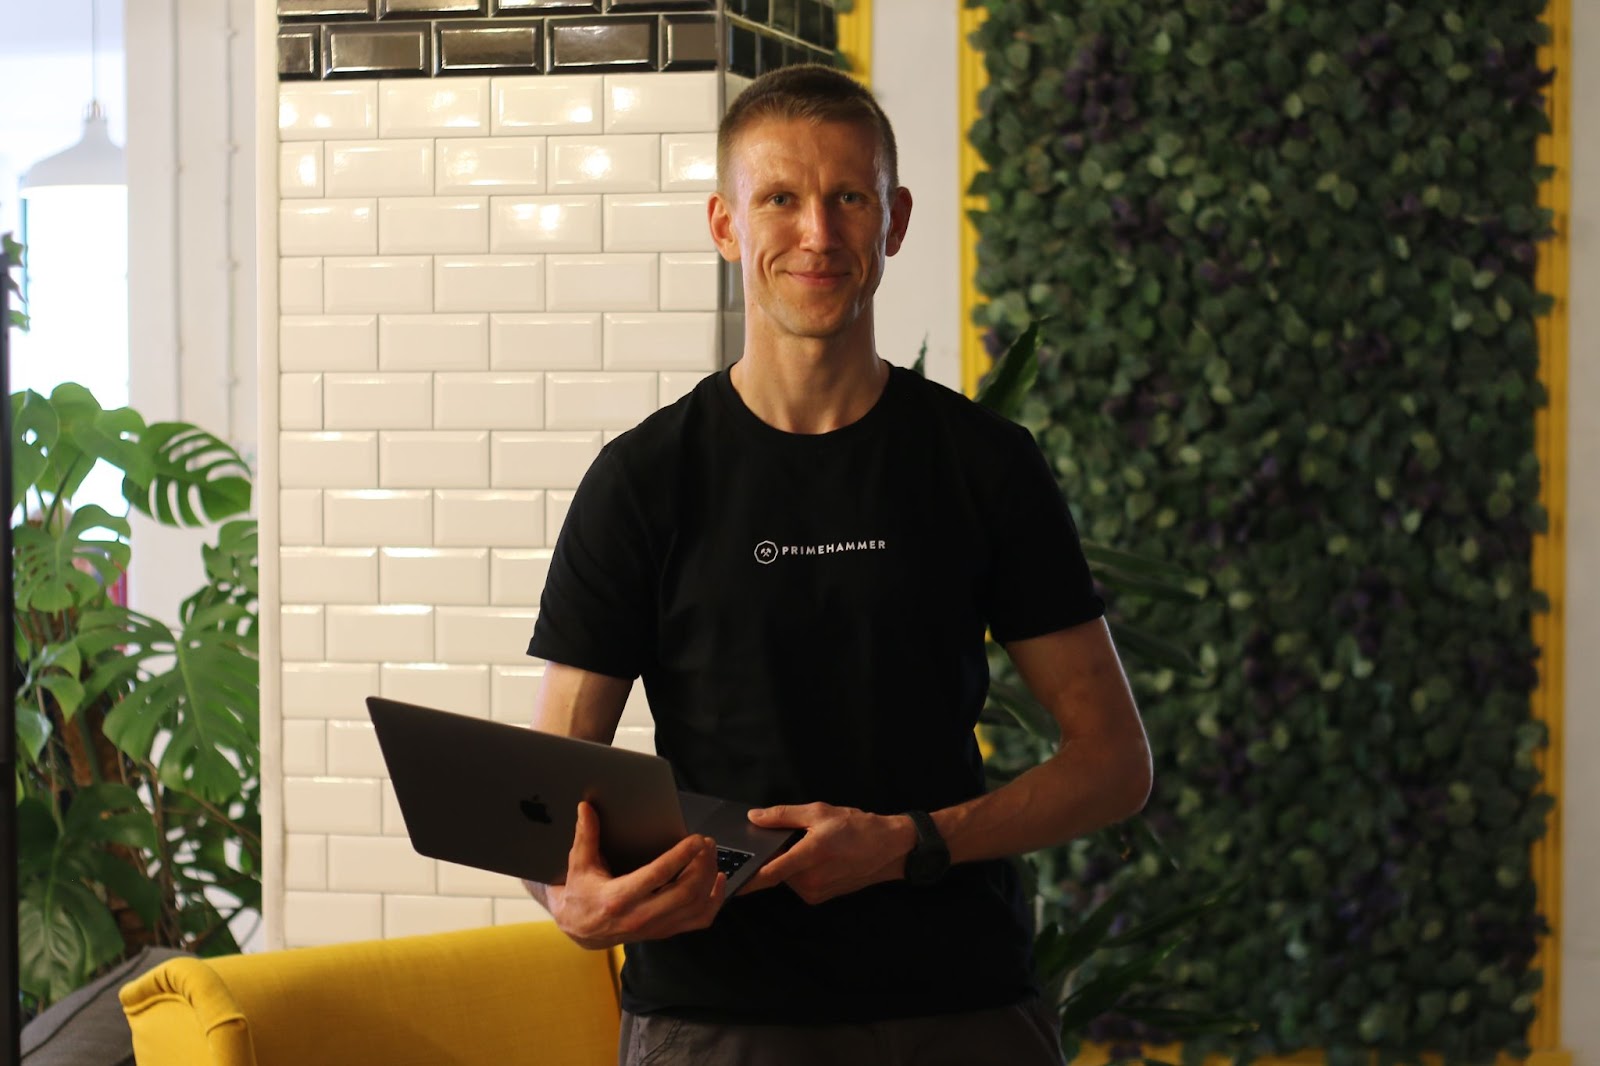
[568, 801, 610, 875]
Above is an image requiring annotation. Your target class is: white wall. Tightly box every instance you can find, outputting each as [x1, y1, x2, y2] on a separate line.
[870, 0, 960, 390]
[1561, 5, 1598, 1060]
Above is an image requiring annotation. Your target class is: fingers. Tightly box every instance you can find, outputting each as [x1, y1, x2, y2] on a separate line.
[747, 803, 818, 828]
[737, 835, 818, 895]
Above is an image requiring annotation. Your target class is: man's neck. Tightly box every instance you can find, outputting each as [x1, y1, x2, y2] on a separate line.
[729, 321, 889, 435]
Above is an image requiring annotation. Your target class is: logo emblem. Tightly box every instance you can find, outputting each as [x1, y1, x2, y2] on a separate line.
[519, 796, 553, 824]
[754, 540, 778, 565]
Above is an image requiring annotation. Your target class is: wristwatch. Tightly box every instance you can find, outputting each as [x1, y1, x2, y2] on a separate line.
[902, 810, 951, 886]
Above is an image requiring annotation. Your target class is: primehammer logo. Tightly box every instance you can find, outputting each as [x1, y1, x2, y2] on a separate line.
[753, 539, 886, 565]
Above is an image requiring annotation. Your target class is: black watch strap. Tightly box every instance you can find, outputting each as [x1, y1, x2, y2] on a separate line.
[903, 809, 951, 886]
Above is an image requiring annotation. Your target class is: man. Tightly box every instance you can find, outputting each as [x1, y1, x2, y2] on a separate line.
[523, 64, 1152, 1066]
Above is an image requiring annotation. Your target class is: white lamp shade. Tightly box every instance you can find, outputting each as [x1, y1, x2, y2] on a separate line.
[20, 102, 126, 194]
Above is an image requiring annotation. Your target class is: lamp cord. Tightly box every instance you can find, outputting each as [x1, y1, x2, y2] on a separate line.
[90, 0, 99, 105]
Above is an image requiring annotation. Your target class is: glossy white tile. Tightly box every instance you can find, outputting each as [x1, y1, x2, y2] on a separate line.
[381, 663, 490, 718]
[379, 77, 490, 138]
[490, 665, 543, 723]
[604, 73, 719, 134]
[659, 370, 712, 409]
[438, 861, 527, 898]
[604, 193, 713, 253]
[433, 490, 545, 548]
[283, 720, 327, 776]
[323, 257, 433, 314]
[545, 254, 657, 312]
[325, 721, 388, 779]
[280, 200, 377, 257]
[603, 312, 716, 371]
[620, 678, 652, 729]
[379, 197, 489, 255]
[547, 136, 659, 194]
[284, 834, 328, 891]
[435, 607, 540, 664]
[489, 431, 602, 489]
[660, 132, 717, 192]
[385, 895, 492, 939]
[280, 143, 324, 198]
[280, 432, 379, 489]
[323, 490, 433, 547]
[493, 898, 551, 925]
[546, 489, 575, 545]
[325, 139, 434, 198]
[280, 605, 326, 661]
[489, 313, 602, 371]
[279, 81, 377, 141]
[489, 196, 601, 254]
[612, 726, 657, 755]
[280, 489, 323, 546]
[379, 547, 490, 605]
[285, 778, 383, 835]
[282, 663, 379, 721]
[328, 834, 436, 894]
[280, 258, 324, 314]
[323, 373, 433, 430]
[379, 313, 489, 372]
[659, 252, 719, 312]
[437, 137, 546, 196]
[280, 315, 378, 372]
[280, 373, 324, 431]
[722, 310, 745, 366]
[544, 373, 657, 431]
[281, 547, 379, 605]
[379, 431, 490, 488]
[493, 75, 601, 135]
[381, 780, 407, 836]
[283, 891, 382, 947]
[434, 256, 546, 313]
[434, 373, 545, 431]
[490, 549, 553, 607]
[325, 605, 435, 662]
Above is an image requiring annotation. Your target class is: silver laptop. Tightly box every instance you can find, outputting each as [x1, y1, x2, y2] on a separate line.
[367, 696, 799, 894]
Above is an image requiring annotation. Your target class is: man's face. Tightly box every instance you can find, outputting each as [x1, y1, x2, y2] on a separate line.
[709, 117, 912, 344]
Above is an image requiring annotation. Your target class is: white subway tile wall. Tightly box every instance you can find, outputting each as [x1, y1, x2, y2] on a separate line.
[272, 72, 725, 947]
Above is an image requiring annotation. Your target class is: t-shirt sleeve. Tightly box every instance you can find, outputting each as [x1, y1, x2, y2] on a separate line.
[527, 446, 655, 679]
[984, 422, 1105, 644]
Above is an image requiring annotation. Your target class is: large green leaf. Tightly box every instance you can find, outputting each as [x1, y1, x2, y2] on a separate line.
[40, 384, 149, 503]
[11, 506, 130, 613]
[1107, 622, 1202, 676]
[1113, 1003, 1260, 1039]
[62, 782, 159, 852]
[1056, 939, 1184, 1034]
[124, 422, 252, 527]
[981, 678, 1058, 740]
[18, 881, 124, 1004]
[1039, 883, 1133, 989]
[974, 320, 1042, 421]
[1102, 881, 1243, 950]
[10, 389, 57, 511]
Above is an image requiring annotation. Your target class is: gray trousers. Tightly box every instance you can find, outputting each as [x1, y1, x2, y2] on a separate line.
[618, 999, 1065, 1066]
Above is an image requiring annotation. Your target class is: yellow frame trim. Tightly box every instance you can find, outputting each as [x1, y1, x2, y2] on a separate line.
[955, 2, 1571, 1060]
[836, 0, 872, 87]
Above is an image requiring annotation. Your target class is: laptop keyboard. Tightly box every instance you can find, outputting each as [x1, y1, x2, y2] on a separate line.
[716, 847, 754, 876]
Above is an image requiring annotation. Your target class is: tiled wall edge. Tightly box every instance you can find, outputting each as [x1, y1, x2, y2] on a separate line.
[259, 0, 289, 953]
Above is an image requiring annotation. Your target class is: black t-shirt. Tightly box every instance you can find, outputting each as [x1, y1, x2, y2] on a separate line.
[528, 364, 1104, 1022]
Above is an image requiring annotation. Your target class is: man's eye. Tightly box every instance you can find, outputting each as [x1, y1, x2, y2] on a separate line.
[770, 193, 792, 206]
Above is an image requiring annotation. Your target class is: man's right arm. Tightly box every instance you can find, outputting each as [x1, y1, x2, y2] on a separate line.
[520, 662, 726, 947]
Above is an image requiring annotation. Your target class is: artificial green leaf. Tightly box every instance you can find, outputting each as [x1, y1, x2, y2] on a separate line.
[1107, 623, 1202, 676]
[975, 321, 1042, 421]
[124, 423, 252, 527]
[63, 783, 159, 851]
[19, 881, 124, 1005]
[1057, 939, 1183, 1033]
[983, 680, 1057, 740]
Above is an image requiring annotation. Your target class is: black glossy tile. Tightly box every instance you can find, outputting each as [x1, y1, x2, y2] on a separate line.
[438, 21, 543, 71]
[768, 0, 798, 35]
[279, 0, 372, 19]
[819, 5, 836, 51]
[547, 16, 658, 72]
[758, 29, 783, 74]
[607, 0, 714, 9]
[278, 29, 321, 77]
[727, 22, 760, 79]
[736, 0, 769, 23]
[797, 0, 824, 47]
[380, 0, 486, 16]
[492, 0, 597, 11]
[325, 22, 432, 76]
[662, 14, 716, 70]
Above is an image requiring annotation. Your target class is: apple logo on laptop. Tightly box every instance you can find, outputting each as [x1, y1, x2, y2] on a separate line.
[519, 796, 553, 824]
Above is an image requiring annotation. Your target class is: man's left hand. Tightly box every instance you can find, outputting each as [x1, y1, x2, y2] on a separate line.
[739, 803, 916, 904]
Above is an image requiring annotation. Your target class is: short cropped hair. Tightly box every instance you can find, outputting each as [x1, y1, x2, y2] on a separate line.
[717, 63, 900, 191]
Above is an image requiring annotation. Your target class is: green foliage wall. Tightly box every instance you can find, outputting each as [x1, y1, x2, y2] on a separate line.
[968, 0, 1555, 1061]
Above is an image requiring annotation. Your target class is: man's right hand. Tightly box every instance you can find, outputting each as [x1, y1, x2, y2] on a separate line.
[542, 800, 727, 951]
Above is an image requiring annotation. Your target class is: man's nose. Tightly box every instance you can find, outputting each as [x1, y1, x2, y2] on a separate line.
[797, 199, 839, 251]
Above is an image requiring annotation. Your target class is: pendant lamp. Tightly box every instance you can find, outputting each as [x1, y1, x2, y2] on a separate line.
[19, 0, 125, 195]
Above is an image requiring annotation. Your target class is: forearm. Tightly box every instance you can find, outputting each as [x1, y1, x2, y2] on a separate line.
[932, 735, 1152, 866]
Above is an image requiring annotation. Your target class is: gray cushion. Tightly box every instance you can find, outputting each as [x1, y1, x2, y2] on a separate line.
[21, 947, 189, 1066]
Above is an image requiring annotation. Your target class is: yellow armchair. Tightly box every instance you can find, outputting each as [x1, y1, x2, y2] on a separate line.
[118, 921, 622, 1066]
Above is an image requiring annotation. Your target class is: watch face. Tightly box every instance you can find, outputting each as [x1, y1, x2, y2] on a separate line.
[905, 842, 950, 886]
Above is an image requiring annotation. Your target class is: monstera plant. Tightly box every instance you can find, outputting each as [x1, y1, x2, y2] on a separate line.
[8, 245, 262, 1011]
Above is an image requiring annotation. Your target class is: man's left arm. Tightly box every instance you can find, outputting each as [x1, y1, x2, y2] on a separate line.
[743, 617, 1152, 902]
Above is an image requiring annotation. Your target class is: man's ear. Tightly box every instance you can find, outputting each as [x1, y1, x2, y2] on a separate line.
[886, 186, 914, 257]
[709, 192, 741, 262]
